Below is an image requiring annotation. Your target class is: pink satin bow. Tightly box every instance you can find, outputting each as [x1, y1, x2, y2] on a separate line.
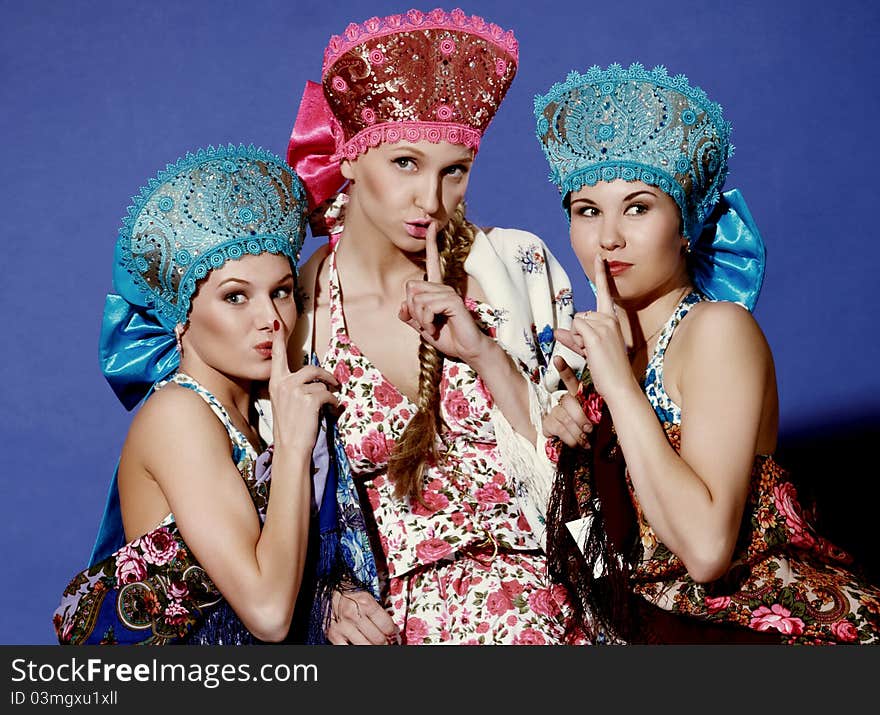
[287, 81, 345, 226]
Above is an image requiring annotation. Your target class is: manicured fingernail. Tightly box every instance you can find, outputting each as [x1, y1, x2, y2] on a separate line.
[273, 320, 280, 331]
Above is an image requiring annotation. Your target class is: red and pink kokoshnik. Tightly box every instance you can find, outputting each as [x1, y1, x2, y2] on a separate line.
[287, 8, 519, 214]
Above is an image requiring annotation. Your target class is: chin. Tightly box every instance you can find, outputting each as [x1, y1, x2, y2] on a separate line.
[224, 364, 271, 383]
[391, 234, 426, 254]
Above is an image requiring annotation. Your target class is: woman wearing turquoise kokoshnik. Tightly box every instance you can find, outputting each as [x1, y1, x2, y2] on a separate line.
[534, 63, 880, 643]
[54, 145, 335, 644]
[286, 8, 588, 644]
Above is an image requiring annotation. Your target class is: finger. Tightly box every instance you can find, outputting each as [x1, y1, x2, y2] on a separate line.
[571, 316, 600, 346]
[301, 392, 340, 416]
[553, 355, 580, 395]
[425, 221, 442, 284]
[325, 630, 350, 646]
[270, 318, 290, 383]
[346, 616, 388, 645]
[594, 253, 614, 316]
[292, 365, 339, 387]
[363, 602, 399, 638]
[560, 394, 590, 431]
[335, 625, 373, 646]
[400, 292, 436, 334]
[542, 411, 581, 447]
[554, 328, 585, 356]
[338, 592, 394, 644]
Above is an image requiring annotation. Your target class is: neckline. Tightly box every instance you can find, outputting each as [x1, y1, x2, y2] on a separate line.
[326, 243, 419, 408]
[642, 290, 702, 383]
[164, 372, 262, 458]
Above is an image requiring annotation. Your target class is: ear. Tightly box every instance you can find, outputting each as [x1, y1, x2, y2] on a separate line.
[340, 158, 355, 181]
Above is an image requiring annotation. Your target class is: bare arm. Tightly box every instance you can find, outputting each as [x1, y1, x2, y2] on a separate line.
[127, 332, 337, 641]
[609, 303, 772, 581]
[551, 256, 774, 582]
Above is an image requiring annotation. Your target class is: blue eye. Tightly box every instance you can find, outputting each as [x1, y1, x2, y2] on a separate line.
[444, 164, 468, 178]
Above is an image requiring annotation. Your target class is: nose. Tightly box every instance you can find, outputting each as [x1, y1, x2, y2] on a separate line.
[255, 293, 282, 331]
[598, 214, 625, 252]
[413, 173, 441, 217]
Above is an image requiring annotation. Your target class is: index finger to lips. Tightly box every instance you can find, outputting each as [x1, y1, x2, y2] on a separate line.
[295, 365, 339, 388]
[270, 319, 290, 382]
[425, 222, 442, 284]
[594, 253, 615, 316]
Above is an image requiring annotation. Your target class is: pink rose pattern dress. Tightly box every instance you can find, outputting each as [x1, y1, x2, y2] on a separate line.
[322, 244, 585, 644]
[632, 293, 880, 643]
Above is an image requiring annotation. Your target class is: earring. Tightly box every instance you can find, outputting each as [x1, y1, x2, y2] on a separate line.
[174, 326, 184, 357]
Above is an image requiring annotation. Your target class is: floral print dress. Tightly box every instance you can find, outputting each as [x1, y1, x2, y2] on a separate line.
[321, 245, 584, 644]
[631, 292, 880, 643]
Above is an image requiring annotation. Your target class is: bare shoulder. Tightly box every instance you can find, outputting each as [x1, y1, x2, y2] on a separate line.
[678, 299, 772, 364]
[291, 243, 331, 364]
[123, 383, 229, 472]
[298, 242, 332, 310]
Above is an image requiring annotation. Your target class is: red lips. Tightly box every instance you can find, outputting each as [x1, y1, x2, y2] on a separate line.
[606, 261, 633, 276]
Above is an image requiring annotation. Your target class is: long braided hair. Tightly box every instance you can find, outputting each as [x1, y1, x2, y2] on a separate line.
[387, 203, 477, 501]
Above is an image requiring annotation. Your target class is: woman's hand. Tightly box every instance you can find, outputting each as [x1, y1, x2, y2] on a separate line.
[269, 319, 339, 452]
[554, 255, 633, 403]
[541, 355, 593, 448]
[398, 222, 491, 364]
[325, 589, 400, 645]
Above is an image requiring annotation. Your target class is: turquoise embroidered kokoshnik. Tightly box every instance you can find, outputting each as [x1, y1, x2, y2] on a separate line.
[534, 63, 765, 311]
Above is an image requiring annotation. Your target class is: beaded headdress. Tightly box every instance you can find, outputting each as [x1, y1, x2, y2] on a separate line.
[535, 63, 730, 243]
[115, 144, 307, 332]
[287, 8, 518, 217]
[535, 63, 765, 310]
[101, 144, 307, 409]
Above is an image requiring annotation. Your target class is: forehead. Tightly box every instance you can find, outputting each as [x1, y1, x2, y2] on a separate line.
[362, 140, 474, 163]
[201, 252, 293, 285]
[571, 179, 660, 201]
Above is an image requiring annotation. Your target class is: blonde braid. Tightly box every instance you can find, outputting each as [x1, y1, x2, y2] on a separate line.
[388, 204, 477, 501]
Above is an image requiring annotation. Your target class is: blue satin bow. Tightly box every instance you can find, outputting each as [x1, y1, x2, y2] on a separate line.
[91, 257, 181, 565]
[690, 188, 765, 311]
[99, 296, 179, 410]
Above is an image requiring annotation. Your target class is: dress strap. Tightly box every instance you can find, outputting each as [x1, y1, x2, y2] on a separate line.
[642, 291, 703, 424]
[155, 372, 258, 460]
[326, 241, 347, 338]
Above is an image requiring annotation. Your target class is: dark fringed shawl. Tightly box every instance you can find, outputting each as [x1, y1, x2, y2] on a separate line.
[545, 389, 641, 644]
[545, 385, 782, 645]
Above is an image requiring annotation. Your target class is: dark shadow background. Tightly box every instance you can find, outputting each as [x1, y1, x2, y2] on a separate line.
[778, 413, 880, 586]
[3, 0, 879, 643]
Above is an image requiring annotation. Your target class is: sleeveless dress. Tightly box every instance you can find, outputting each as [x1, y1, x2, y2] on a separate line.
[54, 373, 268, 645]
[319, 245, 584, 644]
[630, 292, 880, 644]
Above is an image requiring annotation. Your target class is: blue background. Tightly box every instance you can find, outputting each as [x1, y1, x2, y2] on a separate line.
[3, 0, 878, 644]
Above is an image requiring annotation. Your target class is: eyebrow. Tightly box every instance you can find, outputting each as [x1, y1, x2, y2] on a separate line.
[217, 277, 250, 288]
[623, 190, 656, 201]
[216, 273, 293, 288]
[570, 189, 656, 206]
[390, 146, 473, 164]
